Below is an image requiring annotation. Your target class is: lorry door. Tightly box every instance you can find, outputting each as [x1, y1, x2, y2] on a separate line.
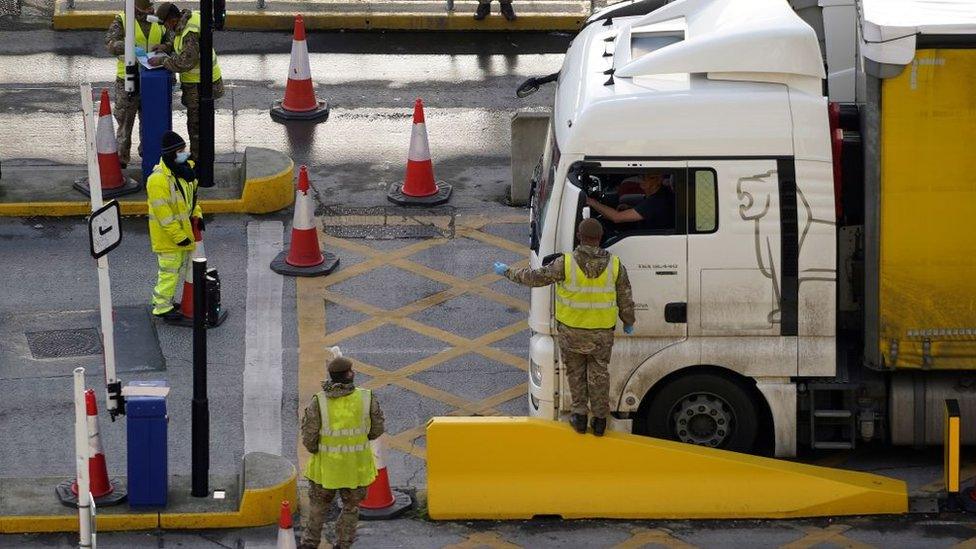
[558, 160, 690, 413]
[687, 159, 799, 376]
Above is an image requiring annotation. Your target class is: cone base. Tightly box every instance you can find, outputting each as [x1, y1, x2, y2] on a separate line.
[271, 250, 339, 277]
[358, 489, 413, 520]
[271, 100, 330, 123]
[387, 183, 452, 206]
[55, 478, 127, 508]
[73, 176, 142, 199]
[163, 307, 229, 328]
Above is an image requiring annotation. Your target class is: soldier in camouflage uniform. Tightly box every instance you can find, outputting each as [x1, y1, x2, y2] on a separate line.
[494, 218, 635, 436]
[104, 0, 168, 167]
[149, 2, 224, 161]
[300, 354, 384, 549]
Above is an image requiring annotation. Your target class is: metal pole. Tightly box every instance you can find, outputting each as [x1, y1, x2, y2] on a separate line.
[80, 84, 122, 419]
[191, 257, 210, 497]
[198, 0, 215, 188]
[124, 0, 136, 94]
[74, 367, 93, 548]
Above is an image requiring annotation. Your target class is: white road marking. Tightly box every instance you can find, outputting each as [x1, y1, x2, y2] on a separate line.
[243, 221, 285, 456]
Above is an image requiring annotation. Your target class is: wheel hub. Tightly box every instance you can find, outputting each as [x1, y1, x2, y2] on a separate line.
[671, 392, 734, 447]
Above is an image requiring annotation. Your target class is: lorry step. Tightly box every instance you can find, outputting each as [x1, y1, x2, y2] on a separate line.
[812, 441, 855, 450]
[813, 410, 853, 419]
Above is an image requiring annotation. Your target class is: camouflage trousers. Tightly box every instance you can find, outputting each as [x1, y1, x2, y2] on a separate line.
[113, 78, 141, 165]
[557, 324, 614, 418]
[180, 78, 225, 161]
[300, 482, 367, 549]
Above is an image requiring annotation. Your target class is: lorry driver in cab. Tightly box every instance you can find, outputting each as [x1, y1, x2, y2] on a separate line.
[585, 173, 675, 232]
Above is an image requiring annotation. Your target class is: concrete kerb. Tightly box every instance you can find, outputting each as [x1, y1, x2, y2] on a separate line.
[52, 1, 584, 31]
[0, 452, 297, 534]
[0, 147, 294, 218]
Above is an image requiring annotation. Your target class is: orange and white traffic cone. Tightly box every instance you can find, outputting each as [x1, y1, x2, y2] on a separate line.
[167, 219, 228, 327]
[387, 98, 452, 206]
[276, 500, 297, 549]
[270, 15, 329, 123]
[74, 88, 141, 198]
[359, 436, 413, 520]
[55, 389, 127, 507]
[271, 165, 339, 277]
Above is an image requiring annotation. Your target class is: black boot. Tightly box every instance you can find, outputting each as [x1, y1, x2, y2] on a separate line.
[153, 308, 183, 321]
[570, 413, 588, 434]
[500, 2, 516, 21]
[474, 2, 490, 20]
[591, 417, 607, 437]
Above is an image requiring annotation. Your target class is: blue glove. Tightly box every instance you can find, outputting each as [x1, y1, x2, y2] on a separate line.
[623, 324, 634, 334]
[493, 262, 509, 276]
[134, 46, 147, 58]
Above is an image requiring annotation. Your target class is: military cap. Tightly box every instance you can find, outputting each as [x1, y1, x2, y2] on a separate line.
[578, 218, 604, 241]
[154, 1, 179, 21]
[135, 0, 152, 11]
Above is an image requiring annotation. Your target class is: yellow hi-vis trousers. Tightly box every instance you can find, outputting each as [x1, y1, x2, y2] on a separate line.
[152, 251, 189, 314]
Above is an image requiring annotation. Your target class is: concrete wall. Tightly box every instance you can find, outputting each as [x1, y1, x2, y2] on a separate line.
[509, 109, 551, 206]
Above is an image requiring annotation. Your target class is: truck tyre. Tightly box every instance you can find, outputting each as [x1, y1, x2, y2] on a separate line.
[644, 373, 759, 453]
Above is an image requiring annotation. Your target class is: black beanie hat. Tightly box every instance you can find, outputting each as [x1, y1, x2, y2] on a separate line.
[160, 131, 186, 154]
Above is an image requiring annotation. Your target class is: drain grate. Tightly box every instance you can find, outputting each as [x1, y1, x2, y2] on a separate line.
[26, 328, 103, 359]
[321, 205, 455, 240]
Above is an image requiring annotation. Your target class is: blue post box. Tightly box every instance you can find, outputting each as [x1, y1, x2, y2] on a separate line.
[126, 381, 169, 507]
[139, 67, 174, 181]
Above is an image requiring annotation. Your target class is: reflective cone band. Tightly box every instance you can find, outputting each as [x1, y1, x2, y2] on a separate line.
[358, 436, 413, 519]
[285, 166, 325, 268]
[270, 15, 329, 122]
[387, 98, 452, 206]
[270, 166, 339, 277]
[276, 500, 297, 549]
[72, 389, 114, 498]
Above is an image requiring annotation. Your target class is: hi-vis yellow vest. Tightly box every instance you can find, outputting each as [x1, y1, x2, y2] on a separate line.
[146, 159, 199, 253]
[304, 389, 378, 490]
[554, 253, 620, 329]
[174, 11, 222, 84]
[116, 13, 164, 79]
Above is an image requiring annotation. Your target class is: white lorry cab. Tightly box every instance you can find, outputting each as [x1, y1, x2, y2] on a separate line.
[524, 0, 976, 457]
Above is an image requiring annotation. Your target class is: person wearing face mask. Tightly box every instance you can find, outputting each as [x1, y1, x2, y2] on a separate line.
[146, 131, 201, 320]
[104, 0, 169, 168]
[147, 1, 224, 162]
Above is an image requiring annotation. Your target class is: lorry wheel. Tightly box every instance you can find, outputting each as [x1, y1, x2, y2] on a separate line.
[644, 374, 759, 453]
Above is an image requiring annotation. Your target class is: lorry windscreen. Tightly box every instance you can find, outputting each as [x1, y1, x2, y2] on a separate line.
[531, 126, 560, 252]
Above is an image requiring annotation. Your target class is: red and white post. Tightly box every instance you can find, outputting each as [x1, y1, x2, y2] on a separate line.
[73, 368, 94, 548]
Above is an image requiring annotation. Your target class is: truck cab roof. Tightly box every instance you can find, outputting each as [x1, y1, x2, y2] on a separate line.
[554, 0, 828, 160]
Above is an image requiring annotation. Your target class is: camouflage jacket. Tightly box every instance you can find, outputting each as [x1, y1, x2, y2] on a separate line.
[159, 10, 200, 74]
[504, 244, 637, 329]
[105, 13, 164, 59]
[301, 380, 385, 454]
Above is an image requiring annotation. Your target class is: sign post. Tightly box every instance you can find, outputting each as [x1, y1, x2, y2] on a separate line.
[73, 367, 94, 548]
[80, 83, 124, 419]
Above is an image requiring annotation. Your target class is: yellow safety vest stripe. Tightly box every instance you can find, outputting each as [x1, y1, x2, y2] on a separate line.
[174, 11, 222, 84]
[115, 14, 164, 79]
[554, 253, 620, 329]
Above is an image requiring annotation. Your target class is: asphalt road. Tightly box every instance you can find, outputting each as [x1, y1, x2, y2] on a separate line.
[3, 27, 976, 549]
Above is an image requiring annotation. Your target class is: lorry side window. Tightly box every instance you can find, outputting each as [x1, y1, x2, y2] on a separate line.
[691, 169, 718, 234]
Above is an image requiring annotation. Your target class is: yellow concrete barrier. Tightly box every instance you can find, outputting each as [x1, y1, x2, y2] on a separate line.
[426, 417, 908, 520]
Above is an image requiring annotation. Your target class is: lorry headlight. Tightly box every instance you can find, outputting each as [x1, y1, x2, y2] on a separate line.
[530, 359, 543, 387]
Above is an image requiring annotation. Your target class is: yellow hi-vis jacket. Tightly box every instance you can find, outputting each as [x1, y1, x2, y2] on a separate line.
[304, 389, 378, 490]
[174, 11, 222, 84]
[554, 252, 621, 329]
[146, 159, 200, 253]
[115, 13, 164, 79]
